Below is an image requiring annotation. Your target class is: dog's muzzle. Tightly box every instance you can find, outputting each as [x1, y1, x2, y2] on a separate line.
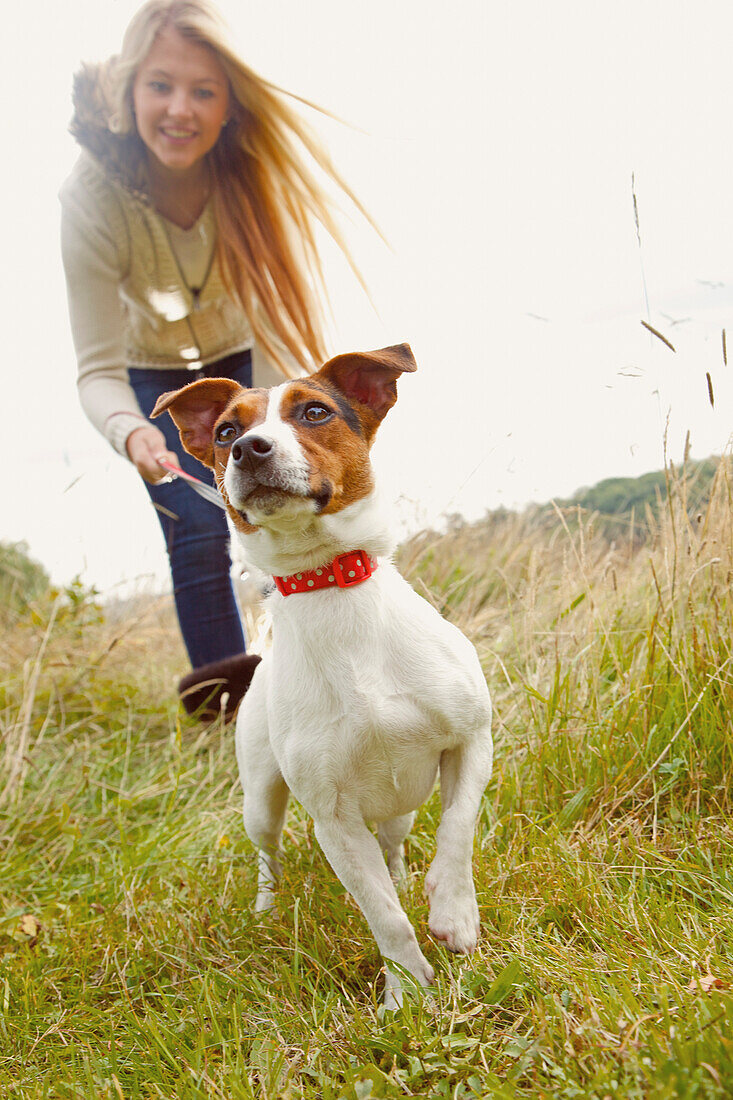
[226, 433, 313, 516]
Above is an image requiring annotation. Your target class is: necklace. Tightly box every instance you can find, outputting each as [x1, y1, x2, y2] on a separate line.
[161, 212, 216, 312]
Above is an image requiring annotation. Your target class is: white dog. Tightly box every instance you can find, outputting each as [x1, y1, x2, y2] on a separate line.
[153, 344, 493, 1007]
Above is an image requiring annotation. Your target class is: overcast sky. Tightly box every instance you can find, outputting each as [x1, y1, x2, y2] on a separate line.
[5, 0, 733, 596]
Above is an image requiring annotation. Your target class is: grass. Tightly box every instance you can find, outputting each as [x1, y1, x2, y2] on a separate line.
[3, 457, 733, 1097]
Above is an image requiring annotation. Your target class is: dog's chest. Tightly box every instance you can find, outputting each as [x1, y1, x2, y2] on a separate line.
[263, 565, 490, 820]
[270, 666, 444, 822]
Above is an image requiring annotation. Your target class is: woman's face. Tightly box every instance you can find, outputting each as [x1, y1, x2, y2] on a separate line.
[132, 25, 229, 179]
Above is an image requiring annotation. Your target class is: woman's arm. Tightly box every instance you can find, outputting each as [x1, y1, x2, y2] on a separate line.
[60, 184, 177, 482]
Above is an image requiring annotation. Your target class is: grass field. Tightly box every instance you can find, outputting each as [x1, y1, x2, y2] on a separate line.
[2, 458, 733, 1098]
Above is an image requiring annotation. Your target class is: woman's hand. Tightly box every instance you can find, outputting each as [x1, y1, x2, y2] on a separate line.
[126, 425, 180, 484]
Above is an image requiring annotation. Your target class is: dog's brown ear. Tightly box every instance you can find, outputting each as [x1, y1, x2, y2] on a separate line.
[151, 377, 243, 467]
[315, 344, 417, 426]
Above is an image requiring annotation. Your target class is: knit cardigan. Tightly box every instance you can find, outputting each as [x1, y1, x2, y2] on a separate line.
[60, 67, 285, 456]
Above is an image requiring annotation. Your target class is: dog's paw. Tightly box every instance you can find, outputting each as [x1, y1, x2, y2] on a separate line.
[254, 887, 277, 913]
[427, 884, 479, 954]
[414, 955, 436, 987]
[382, 956, 435, 1010]
[383, 969, 404, 1011]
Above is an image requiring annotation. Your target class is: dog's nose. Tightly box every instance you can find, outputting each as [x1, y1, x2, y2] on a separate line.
[231, 434, 274, 467]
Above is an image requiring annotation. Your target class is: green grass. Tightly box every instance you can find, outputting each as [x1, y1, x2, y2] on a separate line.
[3, 459, 733, 1097]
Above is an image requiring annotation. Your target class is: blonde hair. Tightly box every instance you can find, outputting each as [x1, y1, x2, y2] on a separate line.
[103, 0, 371, 376]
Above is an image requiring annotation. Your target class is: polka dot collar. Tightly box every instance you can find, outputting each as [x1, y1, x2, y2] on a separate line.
[272, 550, 378, 597]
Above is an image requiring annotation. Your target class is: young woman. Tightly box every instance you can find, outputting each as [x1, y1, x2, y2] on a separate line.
[60, 0, 367, 719]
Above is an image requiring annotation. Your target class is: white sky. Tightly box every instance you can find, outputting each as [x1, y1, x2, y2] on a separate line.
[5, 0, 733, 596]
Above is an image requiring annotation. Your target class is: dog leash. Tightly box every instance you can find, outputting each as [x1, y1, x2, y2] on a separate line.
[157, 458, 227, 510]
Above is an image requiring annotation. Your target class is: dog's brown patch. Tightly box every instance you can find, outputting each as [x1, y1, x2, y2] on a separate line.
[279, 381, 375, 514]
[211, 389, 271, 533]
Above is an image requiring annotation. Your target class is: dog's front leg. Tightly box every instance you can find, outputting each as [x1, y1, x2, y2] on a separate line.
[425, 733, 493, 953]
[314, 817, 434, 1008]
[237, 675, 290, 914]
[243, 765, 290, 913]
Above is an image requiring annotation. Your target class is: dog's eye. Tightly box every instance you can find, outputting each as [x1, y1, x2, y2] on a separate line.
[215, 423, 237, 444]
[302, 403, 332, 424]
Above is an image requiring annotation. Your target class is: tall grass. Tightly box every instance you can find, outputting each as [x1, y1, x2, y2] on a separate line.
[2, 460, 733, 1097]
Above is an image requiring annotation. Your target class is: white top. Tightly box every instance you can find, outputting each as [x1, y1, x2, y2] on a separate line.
[60, 151, 284, 455]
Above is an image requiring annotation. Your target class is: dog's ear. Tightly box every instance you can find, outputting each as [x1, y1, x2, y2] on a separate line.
[314, 344, 417, 427]
[151, 377, 243, 467]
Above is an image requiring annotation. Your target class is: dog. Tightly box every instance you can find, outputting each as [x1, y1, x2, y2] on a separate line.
[152, 344, 493, 1007]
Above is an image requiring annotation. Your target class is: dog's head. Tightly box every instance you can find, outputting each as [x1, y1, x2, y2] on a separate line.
[151, 344, 416, 531]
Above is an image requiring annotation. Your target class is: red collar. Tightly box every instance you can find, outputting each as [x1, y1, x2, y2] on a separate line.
[273, 550, 378, 597]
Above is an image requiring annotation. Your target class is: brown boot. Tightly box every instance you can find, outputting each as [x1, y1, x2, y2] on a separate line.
[178, 653, 262, 722]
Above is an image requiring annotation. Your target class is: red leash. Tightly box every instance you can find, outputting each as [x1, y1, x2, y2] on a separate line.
[157, 459, 227, 510]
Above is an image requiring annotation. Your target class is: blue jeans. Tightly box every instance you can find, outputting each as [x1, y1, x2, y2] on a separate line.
[129, 349, 252, 669]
